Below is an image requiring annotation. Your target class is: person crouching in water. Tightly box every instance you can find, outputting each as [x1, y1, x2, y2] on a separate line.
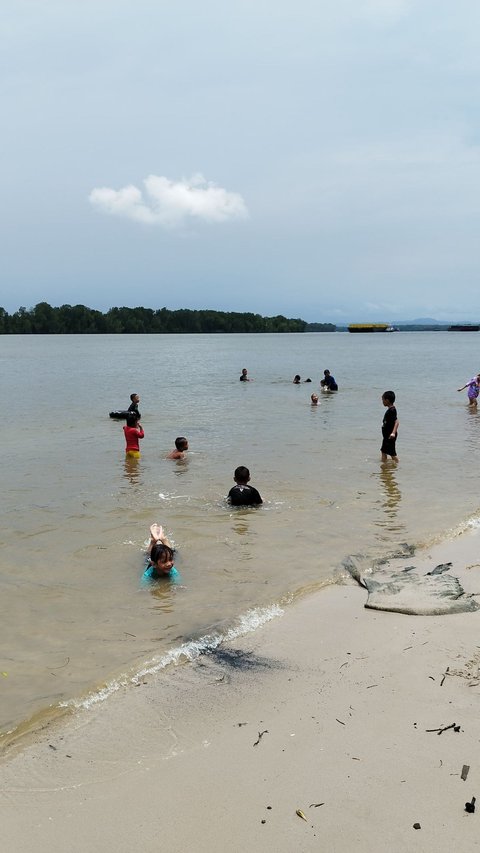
[320, 369, 338, 391]
[228, 466, 263, 506]
[145, 524, 176, 578]
[123, 412, 144, 458]
[166, 437, 189, 459]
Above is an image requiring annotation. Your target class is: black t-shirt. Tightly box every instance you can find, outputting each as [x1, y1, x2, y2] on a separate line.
[382, 405, 397, 438]
[228, 484, 263, 506]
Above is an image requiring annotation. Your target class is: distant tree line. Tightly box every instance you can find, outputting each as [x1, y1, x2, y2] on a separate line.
[305, 322, 336, 332]
[0, 303, 317, 334]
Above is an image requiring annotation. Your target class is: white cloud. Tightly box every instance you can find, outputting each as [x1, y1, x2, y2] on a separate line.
[89, 173, 249, 227]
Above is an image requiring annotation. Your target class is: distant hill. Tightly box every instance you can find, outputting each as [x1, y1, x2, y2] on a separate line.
[409, 317, 443, 325]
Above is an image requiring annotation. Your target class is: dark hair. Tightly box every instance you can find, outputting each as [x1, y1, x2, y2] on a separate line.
[293, 375, 301, 383]
[126, 412, 140, 427]
[324, 369, 330, 375]
[150, 542, 175, 568]
[175, 436, 188, 451]
[234, 465, 250, 483]
[382, 390, 396, 404]
[130, 393, 138, 402]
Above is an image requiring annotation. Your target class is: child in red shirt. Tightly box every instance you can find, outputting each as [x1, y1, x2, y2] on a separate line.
[123, 412, 144, 458]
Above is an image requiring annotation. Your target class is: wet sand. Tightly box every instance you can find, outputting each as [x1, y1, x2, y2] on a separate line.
[2, 529, 480, 852]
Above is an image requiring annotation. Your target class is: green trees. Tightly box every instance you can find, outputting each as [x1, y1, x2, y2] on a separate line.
[0, 303, 313, 334]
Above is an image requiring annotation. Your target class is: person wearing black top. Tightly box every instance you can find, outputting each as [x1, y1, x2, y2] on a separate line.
[228, 466, 263, 506]
[381, 391, 399, 461]
[320, 370, 338, 391]
[128, 393, 141, 418]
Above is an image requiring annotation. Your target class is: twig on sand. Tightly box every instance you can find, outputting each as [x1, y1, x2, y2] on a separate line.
[425, 723, 460, 735]
[461, 765, 470, 781]
[253, 730, 268, 747]
[335, 718, 345, 726]
[440, 666, 450, 687]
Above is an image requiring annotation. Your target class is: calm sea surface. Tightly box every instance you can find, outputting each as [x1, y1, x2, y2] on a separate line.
[2, 332, 480, 745]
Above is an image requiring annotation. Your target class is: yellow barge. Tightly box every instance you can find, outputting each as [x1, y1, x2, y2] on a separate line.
[348, 323, 391, 333]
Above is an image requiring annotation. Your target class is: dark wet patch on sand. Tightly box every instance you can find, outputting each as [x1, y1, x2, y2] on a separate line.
[203, 646, 281, 672]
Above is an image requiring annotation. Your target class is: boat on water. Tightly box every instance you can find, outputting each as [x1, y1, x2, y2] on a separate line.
[448, 325, 480, 332]
[348, 323, 398, 333]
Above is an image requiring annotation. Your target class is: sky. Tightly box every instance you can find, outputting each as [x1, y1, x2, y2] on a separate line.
[2, 0, 480, 323]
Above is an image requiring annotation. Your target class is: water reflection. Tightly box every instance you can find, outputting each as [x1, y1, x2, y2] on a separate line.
[374, 461, 405, 537]
[123, 455, 142, 486]
[232, 515, 250, 536]
[172, 457, 190, 476]
[465, 407, 480, 452]
[148, 579, 176, 613]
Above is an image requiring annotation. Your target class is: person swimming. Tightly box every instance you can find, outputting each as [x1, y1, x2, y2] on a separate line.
[144, 523, 176, 578]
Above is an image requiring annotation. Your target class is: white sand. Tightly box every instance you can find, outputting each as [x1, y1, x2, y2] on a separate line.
[2, 530, 480, 852]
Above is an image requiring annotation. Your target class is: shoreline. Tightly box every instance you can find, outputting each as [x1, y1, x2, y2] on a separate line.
[2, 528, 480, 852]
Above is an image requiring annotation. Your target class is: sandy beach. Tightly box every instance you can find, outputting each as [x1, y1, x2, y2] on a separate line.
[2, 529, 480, 852]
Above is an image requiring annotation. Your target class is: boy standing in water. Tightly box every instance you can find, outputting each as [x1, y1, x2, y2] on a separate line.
[128, 393, 141, 416]
[123, 412, 144, 458]
[381, 391, 399, 462]
[228, 466, 263, 506]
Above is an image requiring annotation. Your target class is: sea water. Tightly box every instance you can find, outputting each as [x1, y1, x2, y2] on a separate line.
[1, 332, 480, 745]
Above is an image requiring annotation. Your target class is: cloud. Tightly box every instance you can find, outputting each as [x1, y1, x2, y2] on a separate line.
[89, 173, 248, 227]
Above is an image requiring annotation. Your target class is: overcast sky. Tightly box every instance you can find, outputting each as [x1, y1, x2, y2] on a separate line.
[2, 0, 480, 322]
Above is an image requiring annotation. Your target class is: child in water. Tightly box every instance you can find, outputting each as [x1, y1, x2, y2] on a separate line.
[144, 524, 176, 579]
[381, 390, 399, 462]
[166, 437, 189, 459]
[228, 466, 263, 506]
[311, 393, 319, 406]
[457, 375, 480, 408]
[123, 412, 144, 458]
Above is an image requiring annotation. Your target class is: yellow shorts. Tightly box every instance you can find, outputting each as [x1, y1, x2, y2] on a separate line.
[126, 450, 140, 459]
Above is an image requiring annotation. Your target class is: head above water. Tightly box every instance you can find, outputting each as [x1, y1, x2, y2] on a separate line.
[174, 436, 188, 451]
[150, 542, 175, 574]
[311, 393, 319, 404]
[234, 465, 250, 484]
[293, 374, 301, 383]
[126, 412, 140, 427]
[382, 390, 396, 405]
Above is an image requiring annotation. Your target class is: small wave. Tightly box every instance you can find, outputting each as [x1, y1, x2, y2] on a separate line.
[420, 510, 480, 547]
[62, 603, 283, 712]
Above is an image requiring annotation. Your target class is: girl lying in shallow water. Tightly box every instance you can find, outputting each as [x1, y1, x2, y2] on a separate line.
[144, 523, 176, 579]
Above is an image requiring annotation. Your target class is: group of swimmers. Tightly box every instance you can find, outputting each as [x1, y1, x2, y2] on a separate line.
[122, 394, 189, 461]
[121, 372, 404, 580]
[145, 465, 262, 578]
[118, 391, 263, 578]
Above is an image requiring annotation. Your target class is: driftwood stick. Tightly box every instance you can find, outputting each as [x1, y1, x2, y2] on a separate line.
[425, 723, 457, 735]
